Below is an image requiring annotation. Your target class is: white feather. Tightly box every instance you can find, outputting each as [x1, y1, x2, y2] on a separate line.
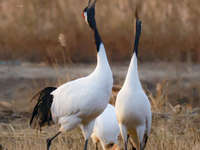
[51, 43, 113, 140]
[84, 12, 89, 25]
[116, 53, 151, 149]
[91, 104, 120, 150]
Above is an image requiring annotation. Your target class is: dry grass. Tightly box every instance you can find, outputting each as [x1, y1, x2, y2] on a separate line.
[0, 79, 200, 150]
[148, 113, 200, 150]
[1, 16, 200, 148]
[0, 118, 94, 150]
[0, 105, 200, 150]
[1, 59, 200, 149]
[0, 0, 200, 63]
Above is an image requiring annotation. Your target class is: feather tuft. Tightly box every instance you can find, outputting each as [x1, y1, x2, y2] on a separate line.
[30, 87, 57, 130]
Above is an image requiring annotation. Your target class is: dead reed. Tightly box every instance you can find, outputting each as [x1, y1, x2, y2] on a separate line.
[0, 0, 199, 63]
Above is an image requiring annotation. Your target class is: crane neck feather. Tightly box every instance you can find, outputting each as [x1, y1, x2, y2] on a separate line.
[123, 53, 142, 89]
[133, 19, 142, 57]
[93, 27, 102, 52]
[134, 34, 139, 57]
[96, 43, 110, 70]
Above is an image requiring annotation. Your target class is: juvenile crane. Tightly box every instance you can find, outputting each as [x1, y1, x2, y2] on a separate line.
[91, 104, 122, 150]
[115, 11, 152, 150]
[30, 0, 113, 150]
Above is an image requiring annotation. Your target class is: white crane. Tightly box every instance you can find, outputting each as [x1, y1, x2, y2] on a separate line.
[115, 10, 152, 150]
[91, 104, 122, 150]
[30, 1, 113, 150]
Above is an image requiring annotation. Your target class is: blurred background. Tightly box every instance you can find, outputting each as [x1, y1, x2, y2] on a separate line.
[0, 1, 200, 149]
[0, 0, 200, 111]
[0, 0, 200, 63]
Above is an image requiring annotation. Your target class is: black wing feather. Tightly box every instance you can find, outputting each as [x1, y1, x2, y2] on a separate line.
[30, 87, 57, 130]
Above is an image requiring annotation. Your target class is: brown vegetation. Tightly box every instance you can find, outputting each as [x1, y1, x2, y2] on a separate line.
[0, 1, 200, 146]
[0, 60, 199, 149]
[0, 80, 200, 150]
[0, 0, 200, 63]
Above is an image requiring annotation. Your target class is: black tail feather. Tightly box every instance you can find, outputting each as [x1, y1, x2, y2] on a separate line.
[30, 87, 57, 130]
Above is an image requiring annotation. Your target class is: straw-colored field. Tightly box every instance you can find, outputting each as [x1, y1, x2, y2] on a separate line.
[0, 0, 200, 149]
[0, 62, 200, 150]
[0, 107, 200, 150]
[0, 0, 200, 63]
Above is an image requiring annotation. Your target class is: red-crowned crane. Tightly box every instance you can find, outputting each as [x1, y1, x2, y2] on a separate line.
[115, 10, 152, 150]
[30, 0, 113, 150]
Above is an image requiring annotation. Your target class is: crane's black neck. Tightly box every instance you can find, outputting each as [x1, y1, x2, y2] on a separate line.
[133, 18, 142, 58]
[93, 26, 102, 52]
[133, 30, 140, 57]
[86, 1, 102, 52]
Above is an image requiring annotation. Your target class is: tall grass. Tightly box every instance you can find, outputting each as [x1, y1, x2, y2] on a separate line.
[0, 84, 200, 150]
[0, 0, 199, 63]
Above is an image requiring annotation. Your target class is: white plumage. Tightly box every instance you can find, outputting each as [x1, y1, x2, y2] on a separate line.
[51, 43, 113, 139]
[91, 104, 121, 150]
[115, 13, 151, 150]
[30, 1, 113, 150]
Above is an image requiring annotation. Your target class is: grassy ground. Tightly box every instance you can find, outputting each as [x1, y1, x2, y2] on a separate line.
[0, 1, 200, 149]
[0, 101, 200, 150]
[0, 60, 200, 150]
[0, 72, 200, 149]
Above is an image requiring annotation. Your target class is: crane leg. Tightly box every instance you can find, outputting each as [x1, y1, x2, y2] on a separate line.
[125, 141, 127, 150]
[84, 139, 88, 150]
[95, 143, 98, 150]
[46, 131, 61, 150]
[124, 134, 129, 150]
[131, 145, 136, 150]
[129, 139, 136, 150]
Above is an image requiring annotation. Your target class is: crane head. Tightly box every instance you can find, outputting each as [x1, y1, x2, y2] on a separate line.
[133, 8, 142, 57]
[134, 8, 142, 38]
[82, 0, 97, 30]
